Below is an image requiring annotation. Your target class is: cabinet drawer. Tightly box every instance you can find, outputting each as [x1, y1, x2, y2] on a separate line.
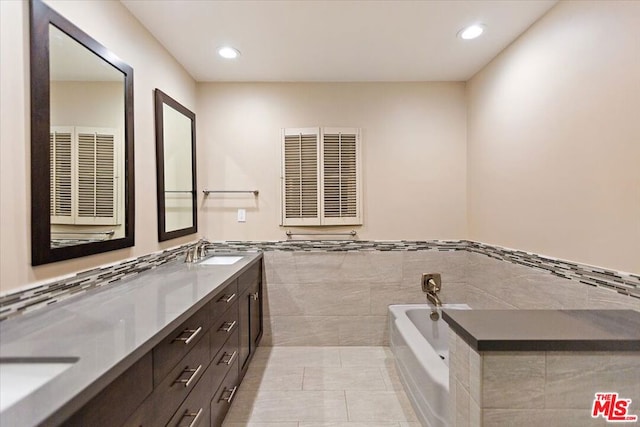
[210, 328, 239, 390]
[122, 392, 154, 427]
[153, 304, 210, 385]
[153, 330, 210, 426]
[166, 362, 213, 427]
[67, 352, 153, 427]
[211, 358, 240, 427]
[210, 280, 238, 323]
[211, 302, 239, 357]
[237, 262, 260, 293]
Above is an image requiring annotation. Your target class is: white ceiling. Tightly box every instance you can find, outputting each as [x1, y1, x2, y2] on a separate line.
[121, 0, 558, 82]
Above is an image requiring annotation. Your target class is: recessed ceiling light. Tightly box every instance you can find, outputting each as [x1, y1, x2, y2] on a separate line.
[458, 24, 485, 40]
[218, 46, 240, 59]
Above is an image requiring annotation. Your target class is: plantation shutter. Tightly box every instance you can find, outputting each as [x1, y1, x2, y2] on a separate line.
[321, 128, 361, 225]
[50, 127, 74, 224]
[75, 128, 118, 225]
[281, 127, 362, 226]
[281, 128, 321, 225]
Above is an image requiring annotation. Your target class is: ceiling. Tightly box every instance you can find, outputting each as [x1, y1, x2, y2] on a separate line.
[121, 0, 558, 82]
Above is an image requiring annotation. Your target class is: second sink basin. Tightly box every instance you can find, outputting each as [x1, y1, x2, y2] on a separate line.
[0, 357, 78, 412]
[199, 256, 243, 266]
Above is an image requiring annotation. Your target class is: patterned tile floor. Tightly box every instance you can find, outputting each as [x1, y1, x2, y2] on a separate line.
[223, 346, 420, 427]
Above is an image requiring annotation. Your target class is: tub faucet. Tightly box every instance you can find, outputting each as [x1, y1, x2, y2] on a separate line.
[426, 288, 442, 307]
[422, 273, 442, 320]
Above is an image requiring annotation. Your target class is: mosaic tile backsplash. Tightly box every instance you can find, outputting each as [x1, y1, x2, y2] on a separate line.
[1, 239, 638, 321]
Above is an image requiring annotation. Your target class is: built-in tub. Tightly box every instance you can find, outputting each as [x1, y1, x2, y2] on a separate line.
[389, 304, 470, 427]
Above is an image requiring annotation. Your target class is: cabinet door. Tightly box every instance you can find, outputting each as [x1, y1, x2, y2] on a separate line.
[237, 259, 263, 378]
[239, 277, 262, 378]
[249, 279, 262, 353]
[238, 286, 250, 372]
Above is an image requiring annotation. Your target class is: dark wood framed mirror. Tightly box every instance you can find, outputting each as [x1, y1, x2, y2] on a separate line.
[30, 0, 135, 266]
[154, 89, 197, 241]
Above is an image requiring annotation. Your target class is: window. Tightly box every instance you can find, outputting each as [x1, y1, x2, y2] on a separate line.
[281, 127, 362, 226]
[50, 126, 120, 225]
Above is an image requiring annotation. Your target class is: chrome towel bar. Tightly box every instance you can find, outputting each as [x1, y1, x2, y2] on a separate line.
[286, 230, 357, 238]
[51, 230, 115, 236]
[202, 190, 259, 196]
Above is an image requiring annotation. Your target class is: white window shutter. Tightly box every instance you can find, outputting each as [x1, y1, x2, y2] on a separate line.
[50, 127, 74, 224]
[282, 127, 363, 228]
[281, 128, 321, 226]
[75, 127, 118, 225]
[321, 128, 362, 225]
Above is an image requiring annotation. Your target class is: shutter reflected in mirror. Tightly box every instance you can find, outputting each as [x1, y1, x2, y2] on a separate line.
[76, 129, 117, 225]
[50, 128, 73, 223]
[50, 127, 118, 227]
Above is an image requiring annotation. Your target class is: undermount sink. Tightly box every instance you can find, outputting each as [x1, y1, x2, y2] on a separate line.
[199, 256, 243, 266]
[0, 357, 78, 412]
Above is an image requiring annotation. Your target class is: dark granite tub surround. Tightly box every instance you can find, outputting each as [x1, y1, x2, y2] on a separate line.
[442, 309, 640, 351]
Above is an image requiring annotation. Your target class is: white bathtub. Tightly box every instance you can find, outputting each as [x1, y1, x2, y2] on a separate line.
[389, 304, 470, 427]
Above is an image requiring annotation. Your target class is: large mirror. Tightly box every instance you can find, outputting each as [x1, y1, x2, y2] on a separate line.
[30, 0, 134, 265]
[154, 89, 197, 241]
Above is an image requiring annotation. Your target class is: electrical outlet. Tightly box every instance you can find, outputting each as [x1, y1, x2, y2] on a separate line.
[237, 209, 246, 222]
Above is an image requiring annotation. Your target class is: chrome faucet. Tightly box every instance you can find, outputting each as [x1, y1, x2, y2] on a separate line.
[185, 239, 208, 263]
[422, 273, 442, 320]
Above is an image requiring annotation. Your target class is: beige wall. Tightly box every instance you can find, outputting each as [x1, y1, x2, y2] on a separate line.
[0, 0, 198, 294]
[3, 0, 638, 296]
[467, 0, 640, 273]
[196, 82, 468, 241]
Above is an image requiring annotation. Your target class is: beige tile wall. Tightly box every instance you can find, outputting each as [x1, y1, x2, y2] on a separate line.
[449, 331, 640, 427]
[262, 251, 640, 346]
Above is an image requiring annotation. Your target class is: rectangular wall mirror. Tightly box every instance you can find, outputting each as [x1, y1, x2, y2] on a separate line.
[154, 89, 197, 241]
[30, 0, 135, 265]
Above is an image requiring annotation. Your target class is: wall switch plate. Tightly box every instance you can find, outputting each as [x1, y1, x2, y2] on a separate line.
[237, 209, 246, 222]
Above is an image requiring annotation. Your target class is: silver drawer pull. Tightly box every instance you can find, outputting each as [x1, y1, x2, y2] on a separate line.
[218, 293, 236, 303]
[218, 320, 236, 333]
[218, 386, 238, 404]
[172, 326, 202, 345]
[173, 364, 202, 388]
[218, 350, 237, 366]
[179, 407, 203, 427]
[250, 291, 259, 301]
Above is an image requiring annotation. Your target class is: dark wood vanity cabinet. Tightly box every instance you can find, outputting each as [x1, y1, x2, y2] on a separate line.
[66, 257, 262, 427]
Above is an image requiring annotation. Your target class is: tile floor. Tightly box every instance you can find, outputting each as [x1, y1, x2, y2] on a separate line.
[223, 346, 420, 427]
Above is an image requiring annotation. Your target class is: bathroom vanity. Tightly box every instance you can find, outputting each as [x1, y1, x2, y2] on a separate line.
[443, 309, 640, 426]
[0, 252, 263, 427]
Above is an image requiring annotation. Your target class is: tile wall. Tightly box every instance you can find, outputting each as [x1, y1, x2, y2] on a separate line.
[262, 248, 640, 346]
[1, 240, 638, 324]
[449, 328, 640, 426]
